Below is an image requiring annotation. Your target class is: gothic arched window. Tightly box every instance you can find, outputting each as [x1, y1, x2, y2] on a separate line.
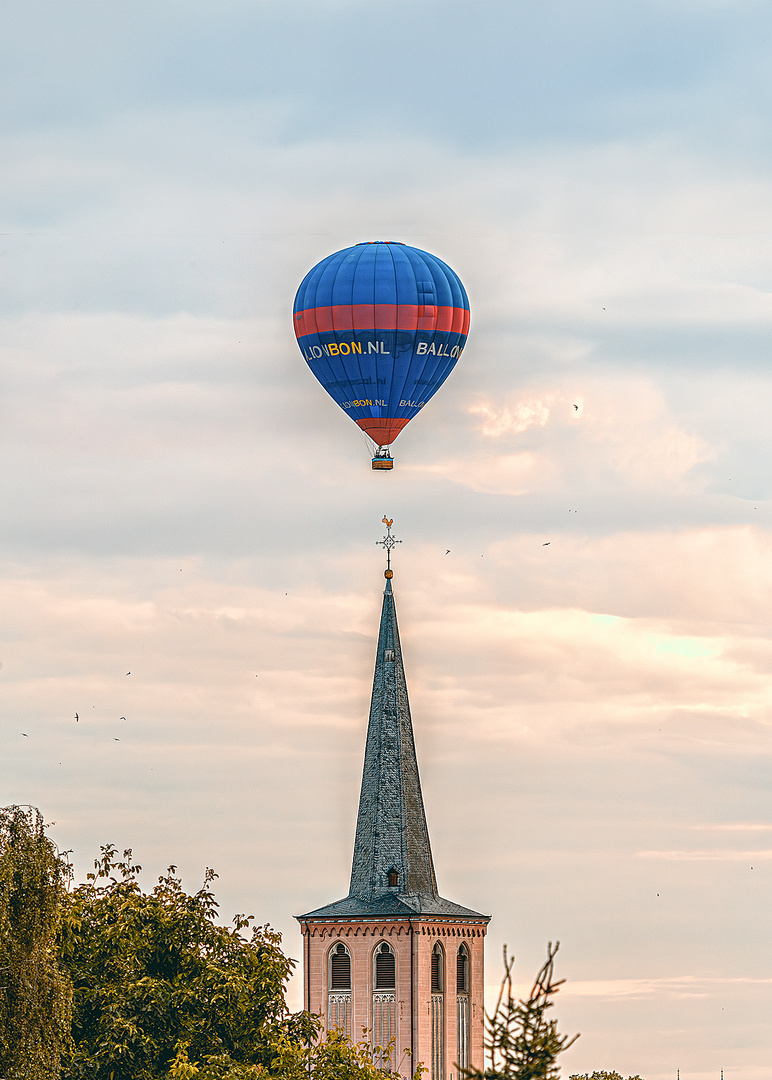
[372, 942, 396, 1071]
[327, 943, 352, 1038]
[431, 941, 444, 993]
[457, 943, 470, 1071]
[374, 941, 396, 990]
[457, 943, 469, 993]
[431, 942, 445, 1080]
[330, 942, 351, 990]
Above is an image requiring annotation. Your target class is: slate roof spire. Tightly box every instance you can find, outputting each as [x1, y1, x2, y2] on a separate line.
[348, 573, 438, 902]
[298, 523, 487, 921]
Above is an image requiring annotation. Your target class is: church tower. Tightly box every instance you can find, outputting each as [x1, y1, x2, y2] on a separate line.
[296, 523, 490, 1079]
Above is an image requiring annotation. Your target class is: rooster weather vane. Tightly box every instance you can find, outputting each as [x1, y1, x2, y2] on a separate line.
[376, 516, 401, 579]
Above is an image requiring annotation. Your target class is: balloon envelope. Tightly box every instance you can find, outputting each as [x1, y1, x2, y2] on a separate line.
[293, 241, 470, 447]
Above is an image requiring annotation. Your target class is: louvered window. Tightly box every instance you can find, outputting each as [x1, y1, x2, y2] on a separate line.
[457, 945, 470, 1072]
[372, 943, 396, 1070]
[387, 867, 399, 887]
[331, 943, 351, 990]
[374, 942, 395, 989]
[457, 945, 468, 993]
[431, 943, 443, 993]
[328, 943, 352, 1039]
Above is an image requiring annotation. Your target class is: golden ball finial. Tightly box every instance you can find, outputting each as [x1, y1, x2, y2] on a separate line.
[384, 569, 393, 579]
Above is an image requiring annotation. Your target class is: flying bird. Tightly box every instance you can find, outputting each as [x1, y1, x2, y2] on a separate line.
[21, 733, 28, 737]
[542, 542, 550, 546]
[573, 404, 578, 410]
[75, 712, 79, 722]
[126, 672, 131, 676]
[445, 549, 450, 554]
[119, 716, 126, 721]
[114, 738, 120, 742]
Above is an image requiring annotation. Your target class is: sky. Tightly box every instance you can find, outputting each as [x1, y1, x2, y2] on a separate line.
[1, 1, 772, 1076]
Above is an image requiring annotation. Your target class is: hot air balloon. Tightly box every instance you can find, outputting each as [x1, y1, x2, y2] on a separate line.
[293, 241, 470, 470]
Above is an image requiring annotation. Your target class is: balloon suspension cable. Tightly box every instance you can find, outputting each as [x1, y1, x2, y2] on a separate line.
[359, 427, 378, 458]
[376, 516, 401, 579]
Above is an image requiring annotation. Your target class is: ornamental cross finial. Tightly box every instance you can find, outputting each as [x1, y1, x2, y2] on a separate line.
[377, 516, 402, 577]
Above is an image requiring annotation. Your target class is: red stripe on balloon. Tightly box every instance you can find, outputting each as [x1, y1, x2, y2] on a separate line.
[293, 305, 470, 338]
[356, 416, 411, 445]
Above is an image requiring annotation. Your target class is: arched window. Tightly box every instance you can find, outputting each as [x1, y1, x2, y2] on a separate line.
[327, 943, 352, 1038]
[372, 942, 397, 1071]
[431, 941, 444, 993]
[387, 867, 399, 888]
[431, 943, 444, 1080]
[457, 944, 470, 1071]
[374, 941, 396, 990]
[330, 942, 351, 990]
[456, 943, 469, 993]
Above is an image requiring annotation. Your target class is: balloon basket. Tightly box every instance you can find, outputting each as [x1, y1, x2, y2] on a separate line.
[372, 450, 394, 470]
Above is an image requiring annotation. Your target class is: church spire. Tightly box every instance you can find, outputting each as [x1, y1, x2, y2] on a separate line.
[299, 517, 487, 920]
[348, 562, 438, 902]
[297, 519, 491, 1074]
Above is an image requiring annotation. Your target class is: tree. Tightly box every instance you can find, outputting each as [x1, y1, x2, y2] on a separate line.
[59, 844, 315, 1079]
[58, 844, 402, 1080]
[164, 1021, 416, 1080]
[0, 804, 73, 1080]
[295, 1025, 423, 1080]
[462, 941, 579, 1080]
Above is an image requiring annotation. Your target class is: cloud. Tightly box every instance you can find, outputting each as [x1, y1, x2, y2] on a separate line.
[563, 974, 772, 1000]
[486, 526, 772, 623]
[636, 849, 772, 862]
[447, 378, 715, 495]
[689, 822, 772, 831]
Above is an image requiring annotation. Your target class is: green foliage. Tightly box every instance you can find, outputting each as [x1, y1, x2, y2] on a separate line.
[0, 804, 73, 1080]
[306, 1025, 417, 1080]
[262, 1024, 420, 1080]
[462, 941, 579, 1080]
[164, 1022, 423, 1080]
[569, 1073, 645, 1080]
[59, 844, 315, 1079]
[58, 843, 402, 1080]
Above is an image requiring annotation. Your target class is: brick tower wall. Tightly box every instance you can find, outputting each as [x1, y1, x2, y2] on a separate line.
[300, 917, 488, 1080]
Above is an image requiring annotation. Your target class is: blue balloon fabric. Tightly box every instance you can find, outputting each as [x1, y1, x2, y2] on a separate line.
[293, 241, 470, 447]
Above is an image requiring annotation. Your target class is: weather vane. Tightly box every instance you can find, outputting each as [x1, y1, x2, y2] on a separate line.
[376, 516, 402, 579]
